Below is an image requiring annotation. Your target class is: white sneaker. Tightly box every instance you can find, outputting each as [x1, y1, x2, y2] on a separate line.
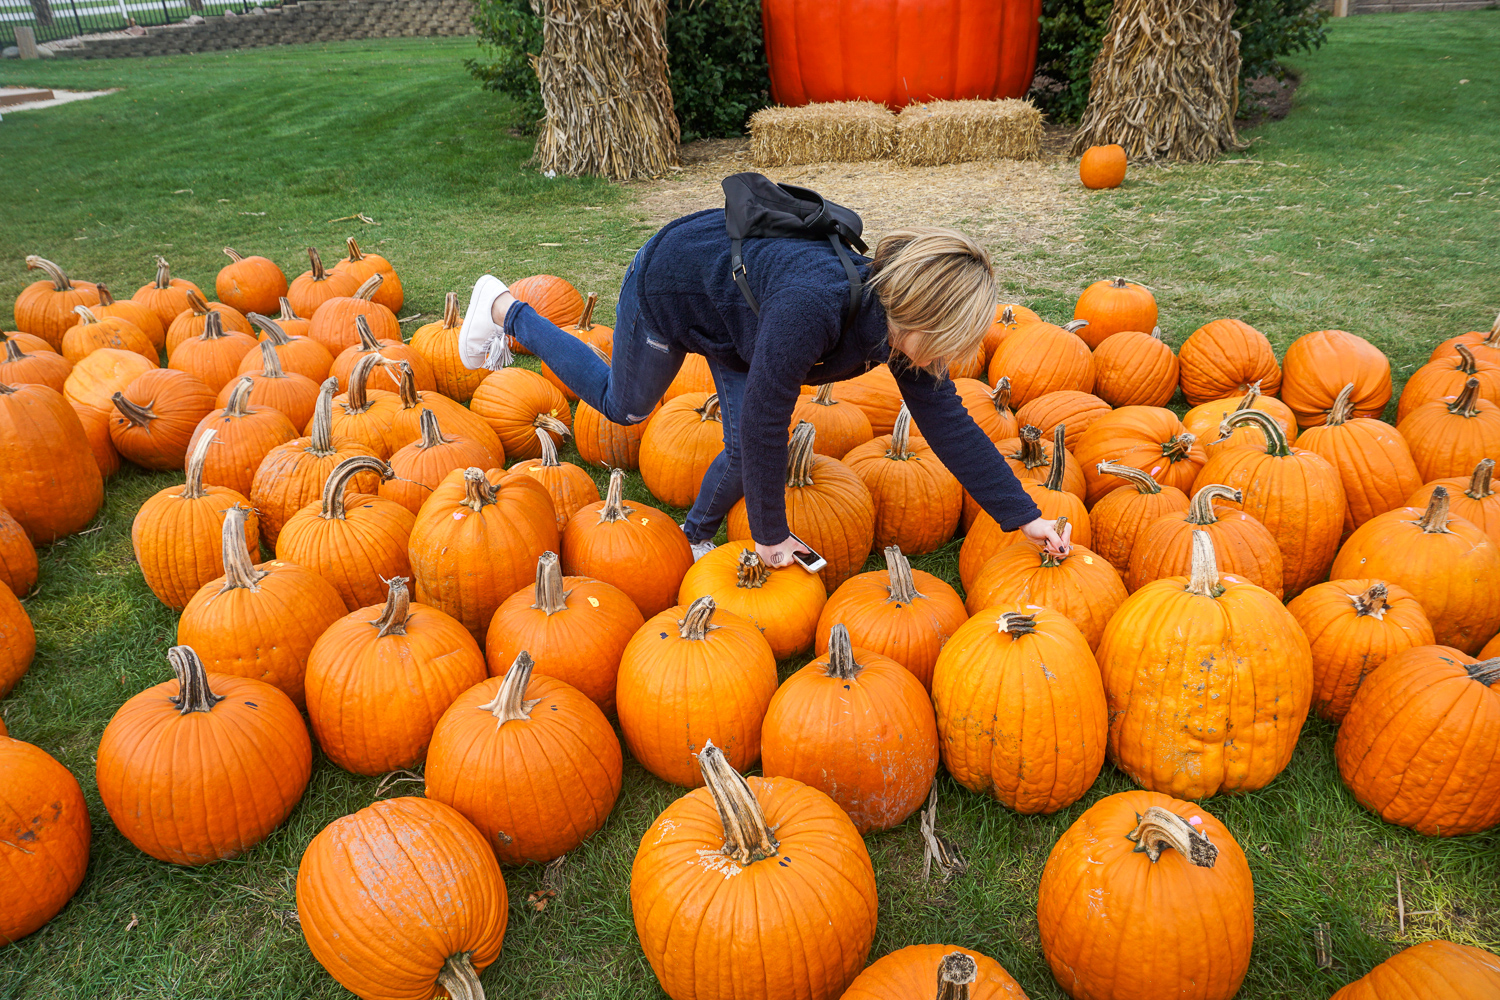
[681, 524, 717, 562]
[460, 275, 511, 371]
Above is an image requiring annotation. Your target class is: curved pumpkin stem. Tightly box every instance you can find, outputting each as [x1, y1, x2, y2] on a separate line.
[823, 624, 863, 681]
[435, 953, 486, 1000]
[1096, 461, 1161, 495]
[185, 289, 212, 318]
[935, 953, 978, 1000]
[1453, 343, 1480, 375]
[735, 548, 770, 589]
[1325, 383, 1357, 427]
[787, 421, 818, 488]
[345, 353, 386, 413]
[1043, 424, 1068, 492]
[1063, 319, 1089, 335]
[307, 379, 340, 455]
[305, 247, 328, 282]
[319, 455, 393, 520]
[1186, 529, 1224, 599]
[1417, 486, 1452, 534]
[1148, 325, 1164, 343]
[215, 504, 266, 592]
[1040, 516, 1070, 568]
[597, 468, 633, 523]
[460, 467, 499, 512]
[111, 391, 155, 429]
[25, 255, 77, 292]
[697, 394, 722, 425]
[533, 426, 561, 467]
[570, 292, 599, 334]
[222, 247, 246, 264]
[72, 304, 101, 326]
[344, 237, 368, 263]
[353, 273, 384, 302]
[96, 283, 118, 307]
[1128, 805, 1219, 867]
[886, 405, 917, 461]
[180, 428, 218, 500]
[415, 408, 450, 451]
[481, 651, 541, 726]
[371, 577, 411, 637]
[1234, 381, 1264, 412]
[677, 595, 718, 640]
[1161, 432, 1196, 463]
[167, 645, 225, 714]
[1467, 658, 1500, 686]
[1448, 378, 1484, 418]
[1465, 458, 1495, 500]
[810, 383, 837, 407]
[442, 291, 461, 330]
[1011, 425, 1049, 471]
[996, 611, 1038, 637]
[222, 376, 256, 417]
[389, 360, 422, 407]
[884, 545, 923, 604]
[1350, 582, 1390, 620]
[531, 551, 569, 614]
[535, 411, 571, 440]
[990, 377, 1014, 419]
[249, 312, 291, 345]
[698, 739, 779, 866]
[278, 297, 303, 323]
[1222, 408, 1291, 458]
[354, 314, 383, 352]
[1186, 484, 1241, 526]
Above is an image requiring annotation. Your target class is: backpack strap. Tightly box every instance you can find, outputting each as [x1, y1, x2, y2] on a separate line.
[730, 238, 759, 316]
[829, 235, 863, 334]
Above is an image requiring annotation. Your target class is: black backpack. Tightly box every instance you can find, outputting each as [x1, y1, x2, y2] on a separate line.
[722, 172, 868, 332]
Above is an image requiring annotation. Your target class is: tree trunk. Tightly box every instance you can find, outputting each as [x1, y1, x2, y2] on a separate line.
[28, 0, 54, 28]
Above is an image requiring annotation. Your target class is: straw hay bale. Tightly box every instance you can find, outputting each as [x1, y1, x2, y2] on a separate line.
[1070, 0, 1244, 162]
[749, 102, 898, 167]
[531, 0, 680, 181]
[895, 99, 1043, 168]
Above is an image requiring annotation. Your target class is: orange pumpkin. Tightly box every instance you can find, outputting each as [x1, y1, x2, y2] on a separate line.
[1396, 377, 1500, 484]
[0, 380, 102, 543]
[1429, 311, 1500, 366]
[1014, 389, 1113, 452]
[1406, 458, 1499, 545]
[383, 407, 500, 513]
[843, 948, 1029, 1000]
[953, 375, 1018, 444]
[327, 315, 434, 396]
[216, 248, 288, 316]
[385, 359, 505, 460]
[933, 607, 1107, 814]
[843, 404, 961, 555]
[0, 506, 38, 597]
[966, 422, 1090, 542]
[108, 367, 216, 470]
[91, 282, 165, 351]
[988, 319, 1095, 407]
[64, 346, 157, 477]
[512, 427, 600, 531]
[1399, 344, 1500, 421]
[1087, 463, 1190, 575]
[1129, 484, 1285, 598]
[664, 351, 715, 400]
[985, 303, 1042, 361]
[1078, 143, 1127, 189]
[331, 236, 403, 313]
[285, 247, 359, 321]
[761, 624, 938, 833]
[678, 540, 826, 659]
[470, 366, 571, 461]
[836, 363, 903, 435]
[1092, 326, 1178, 406]
[164, 290, 254, 358]
[1297, 382, 1423, 539]
[265, 297, 312, 340]
[409, 291, 487, 403]
[0, 577, 35, 698]
[187, 376, 299, 496]
[792, 382, 874, 459]
[1072, 277, 1157, 349]
[219, 339, 321, 431]
[132, 256, 202, 332]
[60, 305, 154, 366]
[1332, 941, 1500, 1000]
[1180, 381, 1298, 458]
[640, 391, 725, 509]
[993, 423, 1086, 497]
[242, 310, 333, 383]
[1281, 328, 1392, 428]
[15, 255, 98, 349]
[1177, 318, 1281, 405]
[0, 735, 91, 946]
[307, 274, 402, 356]
[170, 310, 259, 394]
[510, 273, 585, 330]
[575, 345, 656, 470]
[1075, 405, 1206, 508]
[561, 468, 693, 618]
[539, 293, 612, 402]
[0, 332, 72, 392]
[325, 354, 401, 459]
[616, 596, 778, 786]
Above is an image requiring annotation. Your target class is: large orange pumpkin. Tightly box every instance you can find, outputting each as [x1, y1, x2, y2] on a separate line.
[1398, 344, 1500, 421]
[96, 645, 310, 865]
[1072, 277, 1157, 349]
[132, 256, 202, 332]
[215, 247, 288, 316]
[1281, 328, 1392, 428]
[107, 367, 216, 471]
[959, 460, 1091, 592]
[1296, 382, 1423, 539]
[761, 624, 937, 833]
[164, 290, 254, 359]
[64, 346, 158, 477]
[219, 339, 321, 431]
[631, 742, 877, 1000]
[285, 247, 359, 323]
[984, 303, 1042, 361]
[1177, 318, 1281, 405]
[1286, 579, 1434, 724]
[91, 283, 165, 351]
[331, 237, 403, 313]
[1330, 487, 1500, 654]
[1331, 940, 1500, 1000]
[305, 576, 487, 775]
[843, 947, 1029, 1000]
[1396, 377, 1500, 484]
[1406, 458, 1499, 544]
[1430, 312, 1500, 366]
[1087, 463, 1189, 575]
[679, 541, 826, 660]
[186, 375, 299, 496]
[0, 379, 103, 543]
[425, 651, 623, 864]
[1075, 405, 1206, 508]
[307, 273, 402, 356]
[410, 292, 488, 403]
[511, 427, 599, 531]
[1092, 326, 1178, 407]
[0, 332, 71, 392]
[575, 347, 655, 470]
[324, 354, 401, 459]
[242, 310, 333, 383]
[0, 736, 90, 946]
[169, 310, 259, 394]
[616, 595, 778, 786]
[469, 366, 571, 461]
[1180, 381, 1298, 458]
[639, 391, 725, 508]
[792, 382, 874, 458]
[835, 364, 903, 435]
[1097, 530, 1313, 798]
[296, 796, 507, 1000]
[561, 468, 693, 618]
[381, 409, 500, 515]
[60, 304, 154, 366]
[1038, 791, 1254, 1000]
[327, 315, 434, 396]
[510, 273, 585, 329]
[15, 255, 98, 349]
[953, 375, 1018, 444]
[843, 404, 961, 555]
[484, 550, 643, 716]
[933, 607, 1107, 814]
[0, 577, 35, 698]
[1128, 484, 1284, 598]
[988, 320, 1095, 407]
[966, 521, 1126, 650]
[1336, 645, 1500, 836]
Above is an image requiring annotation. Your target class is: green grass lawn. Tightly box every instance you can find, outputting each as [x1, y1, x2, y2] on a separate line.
[3, 13, 1499, 1000]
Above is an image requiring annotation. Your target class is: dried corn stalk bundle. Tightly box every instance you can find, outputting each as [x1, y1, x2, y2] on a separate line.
[749, 102, 898, 167]
[895, 99, 1043, 168]
[531, 0, 680, 181]
[1070, 0, 1244, 163]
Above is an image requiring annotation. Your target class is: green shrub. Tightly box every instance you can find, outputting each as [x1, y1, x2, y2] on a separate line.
[466, 0, 770, 141]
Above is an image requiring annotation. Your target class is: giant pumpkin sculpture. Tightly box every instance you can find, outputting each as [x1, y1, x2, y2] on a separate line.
[1097, 530, 1313, 799]
[1037, 790, 1254, 1000]
[297, 797, 507, 1000]
[0, 735, 91, 947]
[96, 645, 311, 865]
[1330, 940, 1500, 1000]
[631, 742, 878, 1000]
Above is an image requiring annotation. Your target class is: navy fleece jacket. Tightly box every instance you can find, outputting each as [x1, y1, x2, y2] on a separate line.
[634, 208, 1041, 545]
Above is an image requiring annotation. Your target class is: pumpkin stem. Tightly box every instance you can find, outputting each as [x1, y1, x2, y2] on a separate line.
[480, 651, 542, 726]
[1454, 344, 1479, 375]
[223, 376, 256, 417]
[166, 645, 225, 714]
[1095, 461, 1162, 495]
[1000, 305, 1016, 325]
[185, 288, 211, 318]
[1012, 425, 1049, 470]
[442, 291, 461, 329]
[787, 421, 818, 488]
[1149, 325, 1164, 342]
[935, 953, 978, 1000]
[223, 247, 247, 264]
[1110, 276, 1128, 289]
[256, 339, 289, 379]
[110, 391, 155, 429]
[389, 360, 421, 407]
[1161, 432, 1196, 463]
[1187, 484, 1241, 525]
[3, 336, 27, 363]
[1222, 408, 1291, 458]
[371, 577, 411, 637]
[24, 255, 75, 292]
[597, 468, 633, 523]
[1063, 319, 1089, 335]
[1128, 805, 1219, 866]
[306, 247, 327, 282]
[1233, 381, 1263, 412]
[344, 353, 385, 413]
[72, 304, 100, 325]
[1325, 383, 1356, 426]
[996, 612, 1038, 637]
[1040, 516, 1070, 568]
[571, 292, 599, 334]
[181, 428, 217, 501]
[151, 255, 174, 290]
[1416, 486, 1452, 534]
[811, 383, 836, 406]
[697, 394, 722, 424]
[823, 624, 863, 681]
[216, 504, 266, 592]
[886, 405, 916, 461]
[96, 283, 117, 307]
[435, 953, 487, 1000]
[353, 273, 384, 301]
[677, 595, 718, 640]
[990, 377, 1014, 418]
[1466, 657, 1500, 686]
[354, 314, 383, 352]
[1185, 529, 1224, 599]
[533, 426, 561, 467]
[1043, 424, 1068, 492]
[415, 408, 450, 451]
[307, 379, 339, 455]
[884, 545, 923, 604]
[278, 297, 303, 323]
[1350, 582, 1390, 620]
[531, 551, 569, 614]
[199, 310, 228, 341]
[698, 739, 779, 866]
[344, 236, 367, 263]
[249, 313, 290, 346]
[735, 548, 770, 589]
[1447, 378, 1484, 418]
[320, 455, 393, 520]
[535, 412, 572, 440]
[1465, 458, 1495, 500]
[461, 467, 498, 511]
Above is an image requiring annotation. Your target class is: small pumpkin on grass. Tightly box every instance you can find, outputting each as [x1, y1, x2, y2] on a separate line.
[96, 645, 310, 865]
[0, 506, 39, 597]
[1177, 318, 1281, 405]
[843, 404, 961, 554]
[382, 408, 499, 515]
[164, 289, 254, 358]
[216, 247, 288, 315]
[640, 391, 725, 509]
[410, 292, 487, 402]
[562, 468, 692, 618]
[187, 376, 299, 496]
[469, 366, 570, 461]
[285, 247, 359, 323]
[1092, 326, 1178, 406]
[1406, 458, 1499, 544]
[630, 741, 878, 1000]
[1331, 941, 1500, 1000]
[108, 367, 216, 470]
[1078, 143, 1127, 189]
[844, 949, 1028, 1000]
[331, 236, 403, 313]
[0, 379, 103, 542]
[0, 577, 36, 698]
[296, 797, 507, 1000]
[1281, 328, 1393, 428]
[512, 427, 599, 530]
[61, 305, 154, 366]
[0, 332, 71, 392]
[426, 651, 623, 864]
[1087, 463, 1189, 575]
[761, 624, 938, 833]
[1397, 377, 1500, 483]
[16, 255, 98, 349]
[1072, 276, 1156, 349]
[243, 311, 333, 383]
[792, 382, 874, 458]
[0, 735, 90, 947]
[1296, 382, 1423, 538]
[132, 256, 201, 332]
[92, 282, 164, 350]
[220, 339, 320, 430]
[616, 596, 778, 787]
[1128, 484, 1284, 598]
[170, 310, 259, 394]
[679, 541, 826, 659]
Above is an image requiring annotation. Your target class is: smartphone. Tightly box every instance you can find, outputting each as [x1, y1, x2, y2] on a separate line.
[786, 532, 827, 574]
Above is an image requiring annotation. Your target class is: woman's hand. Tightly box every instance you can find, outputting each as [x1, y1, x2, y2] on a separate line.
[1017, 516, 1071, 558]
[756, 537, 810, 569]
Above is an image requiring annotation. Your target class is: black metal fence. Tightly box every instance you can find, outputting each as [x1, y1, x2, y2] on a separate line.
[2, 0, 283, 49]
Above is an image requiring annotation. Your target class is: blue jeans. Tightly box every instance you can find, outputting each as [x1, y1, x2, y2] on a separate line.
[505, 252, 748, 544]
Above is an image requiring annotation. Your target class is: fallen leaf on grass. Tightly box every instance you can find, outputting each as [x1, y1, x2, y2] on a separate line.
[526, 889, 556, 913]
[125, 914, 138, 932]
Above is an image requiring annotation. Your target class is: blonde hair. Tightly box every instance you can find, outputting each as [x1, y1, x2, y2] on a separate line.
[866, 226, 996, 378]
